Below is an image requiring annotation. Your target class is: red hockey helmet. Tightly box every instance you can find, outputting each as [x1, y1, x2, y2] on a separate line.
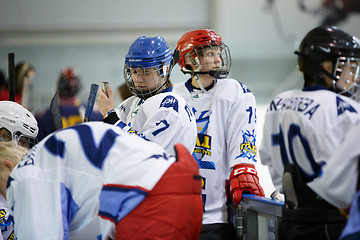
[57, 67, 82, 98]
[176, 29, 231, 78]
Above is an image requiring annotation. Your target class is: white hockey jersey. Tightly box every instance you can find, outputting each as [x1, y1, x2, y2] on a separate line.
[173, 79, 258, 225]
[314, 121, 360, 209]
[259, 86, 360, 203]
[0, 195, 13, 240]
[6, 122, 174, 240]
[115, 87, 197, 157]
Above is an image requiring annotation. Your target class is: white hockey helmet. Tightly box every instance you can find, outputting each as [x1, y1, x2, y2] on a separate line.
[0, 101, 38, 149]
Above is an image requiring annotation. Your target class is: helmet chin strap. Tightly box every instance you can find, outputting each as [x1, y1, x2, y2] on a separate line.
[193, 74, 208, 93]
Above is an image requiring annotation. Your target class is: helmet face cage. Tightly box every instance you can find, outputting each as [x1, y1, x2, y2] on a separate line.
[333, 56, 360, 101]
[0, 127, 37, 149]
[189, 41, 231, 78]
[124, 63, 169, 100]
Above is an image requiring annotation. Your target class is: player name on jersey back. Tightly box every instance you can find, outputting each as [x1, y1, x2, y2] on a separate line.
[269, 96, 320, 120]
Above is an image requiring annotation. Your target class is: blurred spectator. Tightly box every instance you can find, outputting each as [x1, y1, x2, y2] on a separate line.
[0, 61, 35, 108]
[35, 67, 102, 141]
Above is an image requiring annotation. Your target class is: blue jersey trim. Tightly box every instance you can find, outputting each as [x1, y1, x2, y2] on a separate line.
[99, 186, 147, 223]
[160, 86, 173, 93]
[302, 85, 327, 91]
[61, 183, 79, 240]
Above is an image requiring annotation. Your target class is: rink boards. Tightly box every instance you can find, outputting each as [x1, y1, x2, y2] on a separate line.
[235, 194, 285, 240]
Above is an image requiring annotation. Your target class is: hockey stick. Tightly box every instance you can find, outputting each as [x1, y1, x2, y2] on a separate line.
[102, 81, 109, 97]
[8, 53, 15, 102]
[166, 49, 180, 81]
[50, 90, 63, 130]
[83, 83, 99, 122]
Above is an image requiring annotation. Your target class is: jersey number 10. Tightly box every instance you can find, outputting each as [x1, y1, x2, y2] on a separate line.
[271, 123, 324, 182]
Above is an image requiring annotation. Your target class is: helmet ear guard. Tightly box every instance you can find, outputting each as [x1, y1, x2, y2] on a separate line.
[190, 56, 198, 66]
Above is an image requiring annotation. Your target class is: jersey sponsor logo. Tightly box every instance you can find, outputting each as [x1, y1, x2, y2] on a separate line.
[193, 133, 213, 168]
[159, 95, 179, 112]
[131, 105, 141, 118]
[269, 96, 320, 120]
[336, 96, 357, 116]
[236, 130, 257, 162]
[192, 110, 215, 170]
[7, 232, 14, 240]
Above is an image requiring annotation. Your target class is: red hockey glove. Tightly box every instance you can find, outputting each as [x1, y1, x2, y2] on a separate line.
[229, 163, 265, 205]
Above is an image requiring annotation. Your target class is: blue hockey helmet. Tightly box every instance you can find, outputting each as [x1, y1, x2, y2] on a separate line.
[124, 36, 173, 99]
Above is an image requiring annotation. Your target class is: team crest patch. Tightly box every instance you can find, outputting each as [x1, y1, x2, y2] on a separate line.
[236, 130, 257, 162]
[159, 96, 179, 112]
[336, 96, 357, 116]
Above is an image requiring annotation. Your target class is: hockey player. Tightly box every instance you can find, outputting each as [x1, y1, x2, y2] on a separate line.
[259, 25, 360, 239]
[7, 122, 203, 239]
[0, 100, 38, 240]
[97, 36, 197, 157]
[36, 67, 102, 141]
[0, 141, 28, 240]
[173, 29, 264, 240]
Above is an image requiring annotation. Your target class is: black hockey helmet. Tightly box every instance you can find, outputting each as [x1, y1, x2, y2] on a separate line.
[295, 26, 360, 100]
[295, 26, 360, 76]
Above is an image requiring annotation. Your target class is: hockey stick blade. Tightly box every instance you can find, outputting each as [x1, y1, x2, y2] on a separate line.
[83, 83, 99, 122]
[50, 90, 63, 130]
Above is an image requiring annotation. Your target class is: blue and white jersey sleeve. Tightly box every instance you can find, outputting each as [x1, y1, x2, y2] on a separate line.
[226, 82, 258, 168]
[116, 92, 197, 156]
